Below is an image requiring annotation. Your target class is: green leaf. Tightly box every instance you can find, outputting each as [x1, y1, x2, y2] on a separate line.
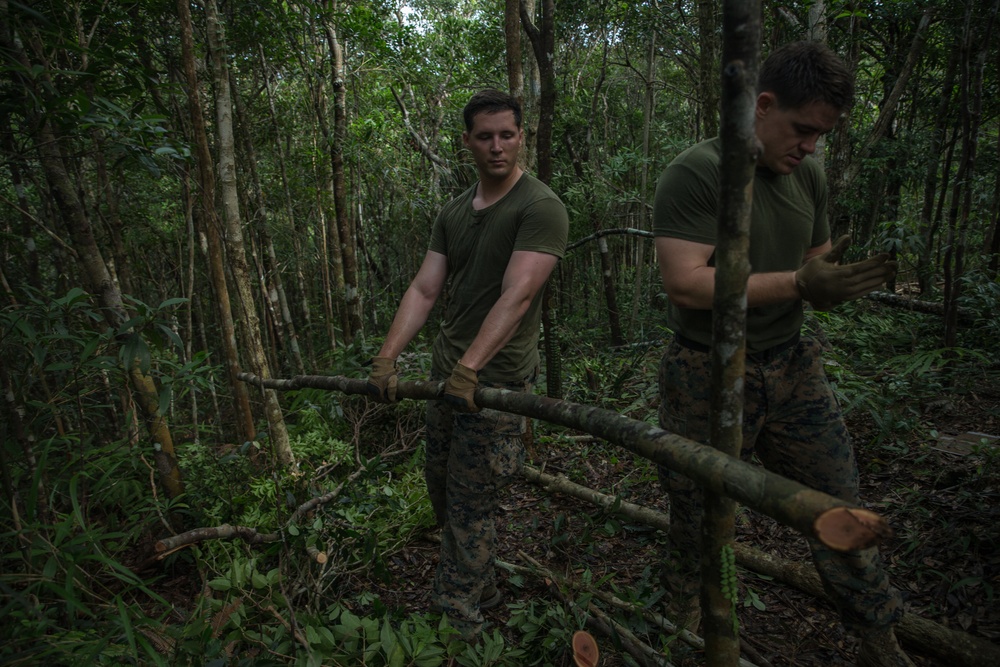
[157, 385, 172, 417]
[287, 524, 300, 536]
[157, 297, 189, 310]
[207, 577, 231, 591]
[116, 595, 137, 657]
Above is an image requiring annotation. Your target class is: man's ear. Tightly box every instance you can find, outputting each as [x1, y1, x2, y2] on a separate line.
[461, 131, 470, 148]
[755, 91, 776, 119]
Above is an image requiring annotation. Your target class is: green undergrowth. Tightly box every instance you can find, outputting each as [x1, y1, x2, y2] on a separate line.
[3, 288, 998, 665]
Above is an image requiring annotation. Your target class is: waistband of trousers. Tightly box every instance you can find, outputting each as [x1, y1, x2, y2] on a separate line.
[674, 332, 801, 364]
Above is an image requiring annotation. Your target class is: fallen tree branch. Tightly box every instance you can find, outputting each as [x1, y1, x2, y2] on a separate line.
[239, 372, 890, 553]
[566, 227, 654, 252]
[864, 291, 975, 323]
[519, 464, 1000, 667]
[154, 464, 369, 559]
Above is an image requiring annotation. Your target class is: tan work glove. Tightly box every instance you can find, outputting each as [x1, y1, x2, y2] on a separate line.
[366, 356, 398, 403]
[443, 362, 480, 413]
[794, 235, 897, 311]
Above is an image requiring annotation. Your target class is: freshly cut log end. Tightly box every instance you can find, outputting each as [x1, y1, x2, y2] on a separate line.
[572, 630, 600, 667]
[814, 507, 893, 551]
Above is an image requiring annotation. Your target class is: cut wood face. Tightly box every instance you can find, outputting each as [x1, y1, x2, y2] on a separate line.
[572, 630, 600, 667]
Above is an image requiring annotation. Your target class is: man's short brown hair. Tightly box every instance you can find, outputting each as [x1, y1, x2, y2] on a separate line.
[463, 89, 522, 132]
[759, 41, 855, 112]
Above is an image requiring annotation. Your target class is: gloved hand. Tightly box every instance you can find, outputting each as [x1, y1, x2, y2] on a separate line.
[443, 362, 480, 413]
[366, 356, 398, 403]
[794, 235, 897, 311]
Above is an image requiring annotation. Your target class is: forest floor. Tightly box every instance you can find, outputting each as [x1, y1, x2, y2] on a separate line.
[349, 359, 1000, 667]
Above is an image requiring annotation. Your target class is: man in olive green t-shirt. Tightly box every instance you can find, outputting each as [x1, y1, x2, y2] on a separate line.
[653, 42, 911, 667]
[367, 89, 568, 643]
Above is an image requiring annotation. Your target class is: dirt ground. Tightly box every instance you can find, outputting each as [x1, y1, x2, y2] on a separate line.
[358, 382, 1000, 666]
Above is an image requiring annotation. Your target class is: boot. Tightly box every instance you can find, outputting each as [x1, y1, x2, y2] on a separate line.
[479, 583, 503, 610]
[858, 626, 915, 667]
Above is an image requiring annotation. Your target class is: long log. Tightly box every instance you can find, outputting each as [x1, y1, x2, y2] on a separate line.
[864, 291, 975, 323]
[239, 372, 889, 553]
[520, 464, 1000, 667]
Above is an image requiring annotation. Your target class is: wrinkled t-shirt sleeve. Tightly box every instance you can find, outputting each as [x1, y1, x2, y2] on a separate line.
[513, 195, 569, 258]
[652, 160, 719, 245]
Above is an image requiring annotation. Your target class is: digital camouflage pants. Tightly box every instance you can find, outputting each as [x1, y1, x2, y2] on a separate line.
[425, 374, 530, 640]
[657, 335, 902, 631]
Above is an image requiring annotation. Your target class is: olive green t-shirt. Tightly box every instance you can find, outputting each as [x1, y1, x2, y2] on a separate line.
[652, 137, 830, 352]
[429, 173, 569, 382]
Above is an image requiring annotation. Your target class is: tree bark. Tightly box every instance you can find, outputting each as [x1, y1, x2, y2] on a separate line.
[204, 0, 293, 466]
[706, 3, 761, 664]
[917, 47, 958, 294]
[323, 8, 364, 344]
[505, 0, 524, 106]
[844, 7, 936, 188]
[698, 0, 720, 140]
[1, 20, 185, 501]
[520, 0, 561, 397]
[176, 0, 256, 446]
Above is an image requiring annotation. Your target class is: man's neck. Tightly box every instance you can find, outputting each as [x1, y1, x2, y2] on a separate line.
[473, 167, 523, 210]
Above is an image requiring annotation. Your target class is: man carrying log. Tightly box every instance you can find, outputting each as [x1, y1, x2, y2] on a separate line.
[652, 41, 911, 666]
[366, 89, 569, 643]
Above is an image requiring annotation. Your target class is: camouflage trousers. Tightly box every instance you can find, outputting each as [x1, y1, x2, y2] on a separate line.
[657, 335, 902, 631]
[425, 373, 531, 640]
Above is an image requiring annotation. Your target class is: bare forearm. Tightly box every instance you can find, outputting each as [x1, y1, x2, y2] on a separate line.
[670, 268, 799, 310]
[457, 290, 532, 371]
[378, 287, 436, 358]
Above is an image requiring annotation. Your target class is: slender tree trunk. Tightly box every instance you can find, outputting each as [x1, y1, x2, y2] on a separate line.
[205, 0, 293, 466]
[36, 118, 184, 499]
[1, 24, 184, 501]
[260, 46, 315, 366]
[698, 0, 720, 140]
[505, 0, 524, 105]
[706, 2, 761, 664]
[629, 31, 657, 336]
[944, 0, 997, 346]
[917, 48, 958, 294]
[231, 76, 306, 375]
[323, 9, 364, 344]
[521, 0, 561, 398]
[844, 7, 936, 187]
[176, 0, 255, 445]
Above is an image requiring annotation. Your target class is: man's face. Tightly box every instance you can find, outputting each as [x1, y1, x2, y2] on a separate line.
[754, 92, 841, 175]
[462, 110, 523, 182]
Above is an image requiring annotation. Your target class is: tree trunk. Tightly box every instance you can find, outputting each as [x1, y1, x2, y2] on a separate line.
[943, 0, 996, 347]
[204, 0, 293, 466]
[231, 76, 306, 376]
[260, 46, 316, 366]
[176, 0, 256, 446]
[844, 7, 936, 188]
[1, 24, 185, 501]
[917, 48, 958, 294]
[705, 2, 761, 664]
[505, 0, 524, 105]
[698, 0, 720, 140]
[521, 0, 561, 398]
[630, 32, 657, 337]
[35, 117, 184, 500]
[323, 11, 364, 344]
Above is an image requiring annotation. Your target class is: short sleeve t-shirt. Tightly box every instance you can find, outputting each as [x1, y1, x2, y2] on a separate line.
[652, 137, 830, 352]
[429, 173, 569, 381]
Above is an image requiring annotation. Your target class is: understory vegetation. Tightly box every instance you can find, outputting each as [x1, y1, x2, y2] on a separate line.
[2, 278, 998, 666]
